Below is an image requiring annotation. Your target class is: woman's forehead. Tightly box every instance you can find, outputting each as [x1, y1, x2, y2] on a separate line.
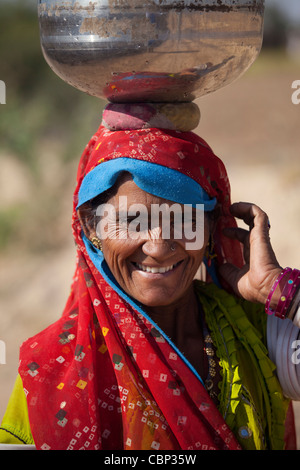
[107, 177, 185, 208]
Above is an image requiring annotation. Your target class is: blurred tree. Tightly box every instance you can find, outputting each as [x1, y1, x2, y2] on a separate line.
[263, 5, 289, 49]
[0, 1, 101, 168]
[0, 2, 102, 252]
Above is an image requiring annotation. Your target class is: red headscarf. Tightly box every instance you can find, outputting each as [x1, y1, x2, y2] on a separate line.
[76, 125, 244, 269]
[19, 126, 243, 450]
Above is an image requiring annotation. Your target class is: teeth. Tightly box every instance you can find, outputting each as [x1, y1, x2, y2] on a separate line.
[136, 262, 178, 273]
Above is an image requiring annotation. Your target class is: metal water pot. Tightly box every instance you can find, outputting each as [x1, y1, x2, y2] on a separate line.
[38, 0, 265, 103]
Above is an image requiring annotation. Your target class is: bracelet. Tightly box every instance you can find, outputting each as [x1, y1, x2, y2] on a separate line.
[265, 267, 292, 316]
[265, 268, 300, 319]
[275, 269, 300, 320]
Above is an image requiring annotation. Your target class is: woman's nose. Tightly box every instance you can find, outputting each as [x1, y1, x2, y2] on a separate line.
[141, 227, 175, 258]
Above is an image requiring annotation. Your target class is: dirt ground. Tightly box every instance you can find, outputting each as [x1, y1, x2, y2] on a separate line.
[1, 52, 300, 447]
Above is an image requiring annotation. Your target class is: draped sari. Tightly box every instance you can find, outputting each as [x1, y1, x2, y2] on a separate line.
[17, 126, 291, 450]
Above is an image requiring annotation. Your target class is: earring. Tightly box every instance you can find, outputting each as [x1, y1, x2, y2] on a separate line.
[91, 237, 103, 251]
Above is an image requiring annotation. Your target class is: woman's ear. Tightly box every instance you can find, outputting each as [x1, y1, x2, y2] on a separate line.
[77, 202, 97, 240]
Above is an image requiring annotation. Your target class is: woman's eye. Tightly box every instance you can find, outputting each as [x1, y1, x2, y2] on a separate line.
[118, 215, 148, 233]
[118, 216, 133, 225]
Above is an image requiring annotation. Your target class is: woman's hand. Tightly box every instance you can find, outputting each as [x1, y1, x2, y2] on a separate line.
[218, 202, 282, 306]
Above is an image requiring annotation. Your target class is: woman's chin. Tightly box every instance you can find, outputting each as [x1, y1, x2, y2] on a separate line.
[131, 286, 182, 308]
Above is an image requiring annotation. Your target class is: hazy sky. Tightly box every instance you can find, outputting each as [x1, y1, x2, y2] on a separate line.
[266, 0, 300, 24]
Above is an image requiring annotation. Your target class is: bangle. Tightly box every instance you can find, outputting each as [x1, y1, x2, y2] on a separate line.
[265, 267, 292, 316]
[275, 269, 300, 319]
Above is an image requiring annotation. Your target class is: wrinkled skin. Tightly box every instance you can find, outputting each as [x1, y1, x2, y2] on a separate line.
[78, 175, 282, 376]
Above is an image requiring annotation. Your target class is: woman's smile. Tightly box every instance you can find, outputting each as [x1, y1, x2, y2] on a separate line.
[130, 259, 184, 276]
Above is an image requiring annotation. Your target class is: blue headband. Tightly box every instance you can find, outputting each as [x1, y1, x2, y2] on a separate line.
[77, 158, 217, 211]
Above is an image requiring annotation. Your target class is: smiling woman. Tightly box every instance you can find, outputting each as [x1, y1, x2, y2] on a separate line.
[1, 122, 300, 451]
[78, 173, 210, 309]
[78, 173, 211, 378]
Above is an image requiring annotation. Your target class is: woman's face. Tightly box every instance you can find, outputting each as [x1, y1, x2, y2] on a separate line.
[83, 175, 211, 308]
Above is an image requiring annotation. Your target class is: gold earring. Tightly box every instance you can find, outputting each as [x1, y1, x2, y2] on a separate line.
[91, 237, 103, 251]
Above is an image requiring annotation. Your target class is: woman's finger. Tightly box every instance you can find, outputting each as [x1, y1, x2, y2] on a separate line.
[222, 227, 249, 243]
[218, 263, 249, 298]
[230, 202, 270, 232]
[218, 263, 241, 297]
[223, 227, 250, 263]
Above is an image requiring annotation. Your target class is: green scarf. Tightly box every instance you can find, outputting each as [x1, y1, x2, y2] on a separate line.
[195, 280, 290, 450]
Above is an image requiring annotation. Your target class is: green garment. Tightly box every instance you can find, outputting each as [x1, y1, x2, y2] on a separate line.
[0, 374, 34, 445]
[195, 281, 289, 450]
[0, 282, 290, 449]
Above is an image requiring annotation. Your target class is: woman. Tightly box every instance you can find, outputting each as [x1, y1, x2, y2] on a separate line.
[1, 115, 300, 450]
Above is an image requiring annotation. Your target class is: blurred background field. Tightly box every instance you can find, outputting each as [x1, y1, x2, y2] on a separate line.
[1, 0, 300, 447]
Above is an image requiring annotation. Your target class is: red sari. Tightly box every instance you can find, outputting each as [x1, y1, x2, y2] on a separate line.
[19, 126, 245, 450]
